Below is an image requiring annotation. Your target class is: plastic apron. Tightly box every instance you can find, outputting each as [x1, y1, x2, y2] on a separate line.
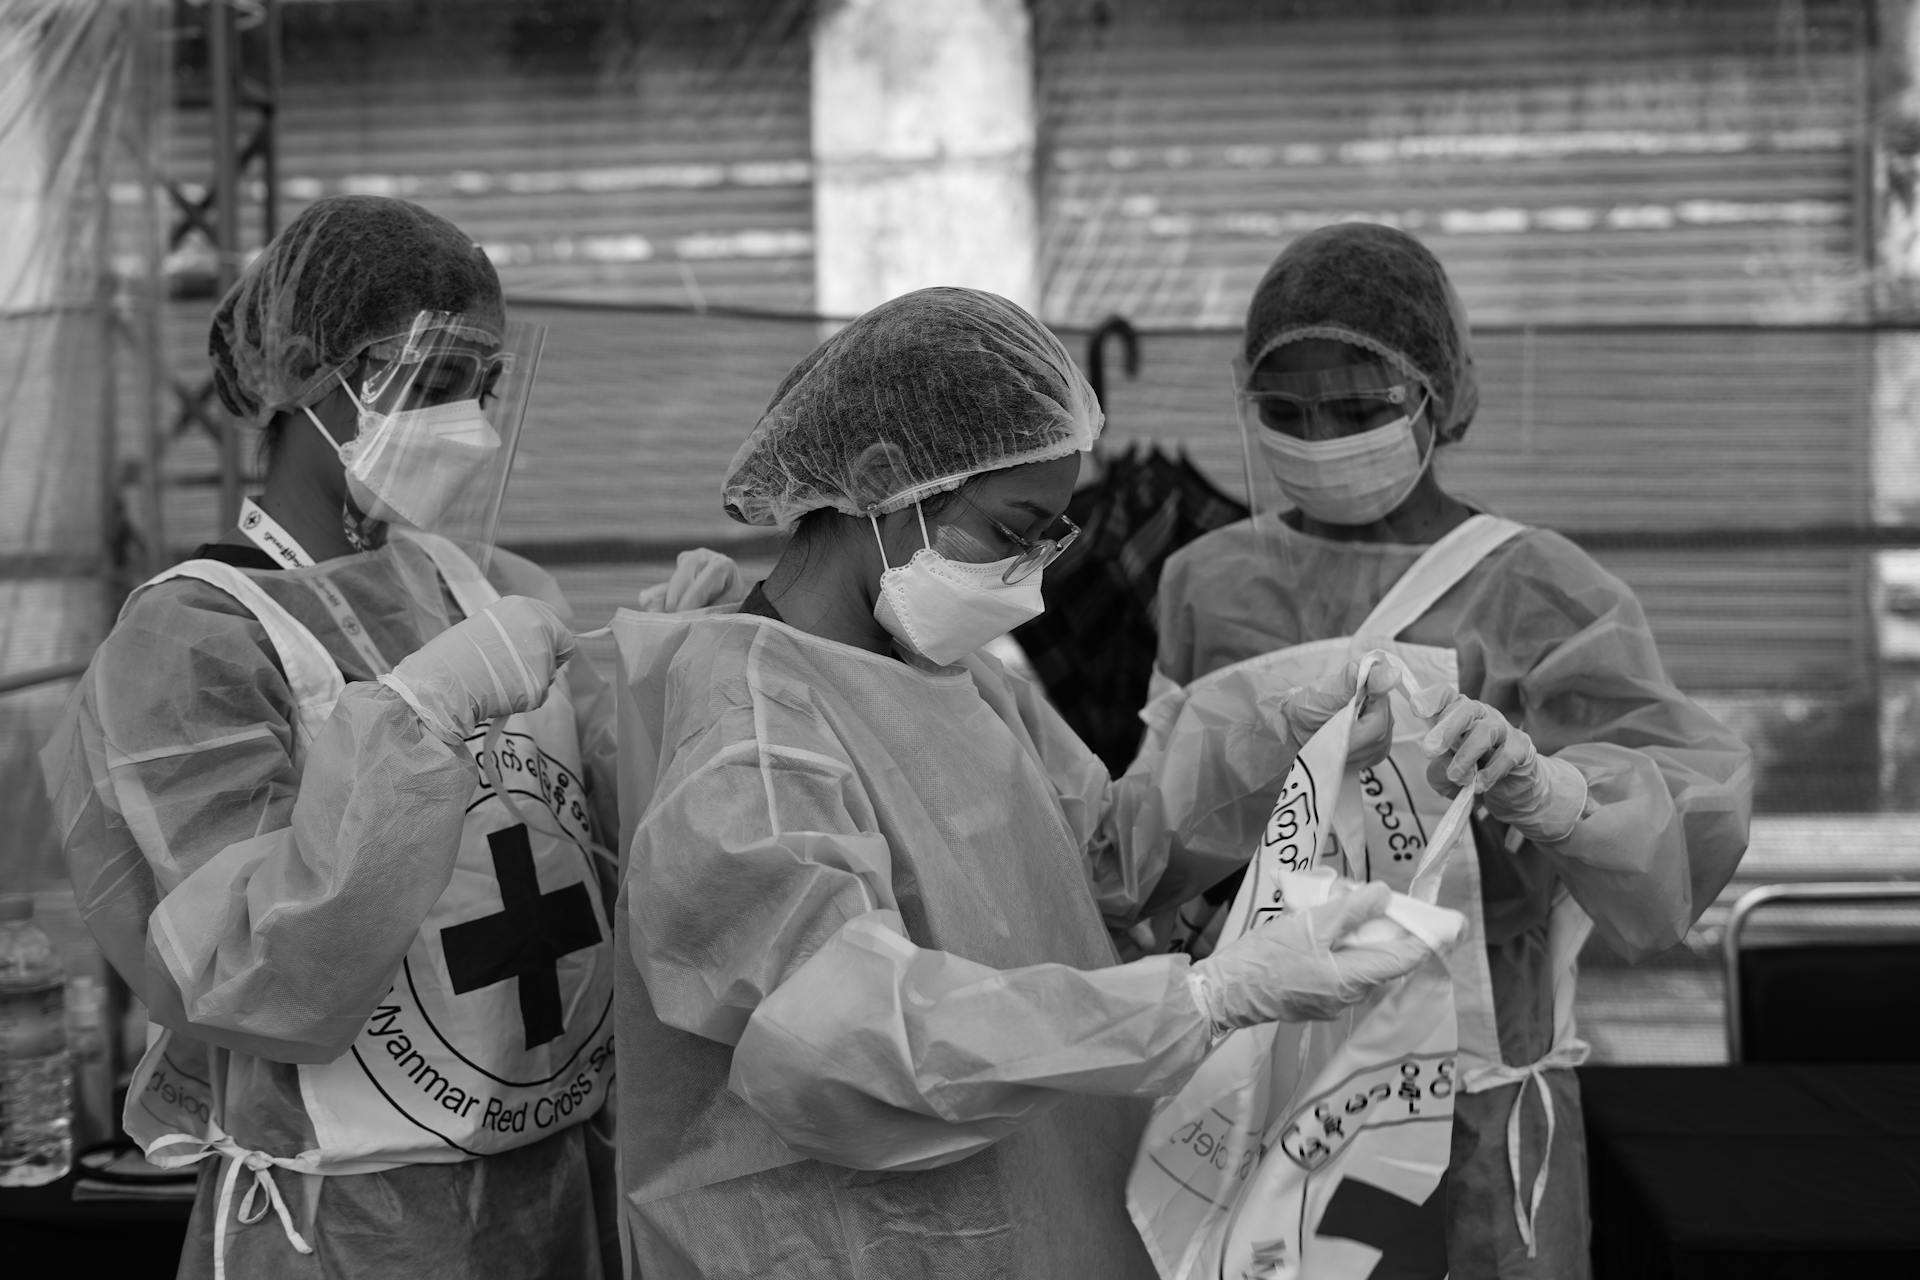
[1129, 653, 1474, 1280]
[1158, 514, 1594, 1265]
[119, 534, 615, 1280]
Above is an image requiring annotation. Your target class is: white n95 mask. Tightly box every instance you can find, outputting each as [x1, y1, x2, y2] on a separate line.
[870, 506, 1046, 666]
[1257, 400, 1433, 526]
[306, 381, 501, 531]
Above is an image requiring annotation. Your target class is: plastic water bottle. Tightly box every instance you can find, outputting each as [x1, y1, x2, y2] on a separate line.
[66, 976, 112, 1149]
[0, 895, 72, 1186]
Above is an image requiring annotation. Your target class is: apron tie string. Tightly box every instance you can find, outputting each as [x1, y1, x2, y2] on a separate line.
[1461, 1038, 1589, 1258]
[213, 1145, 315, 1280]
[145, 1133, 314, 1280]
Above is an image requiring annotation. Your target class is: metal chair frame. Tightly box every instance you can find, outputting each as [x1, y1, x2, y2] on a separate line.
[1722, 879, 1920, 1062]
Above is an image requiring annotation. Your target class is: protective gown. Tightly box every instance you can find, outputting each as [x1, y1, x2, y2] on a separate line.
[42, 540, 619, 1280]
[611, 606, 1303, 1280]
[1154, 513, 1754, 1278]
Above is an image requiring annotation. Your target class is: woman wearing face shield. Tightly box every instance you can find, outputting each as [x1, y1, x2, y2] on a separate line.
[608, 286, 1445, 1280]
[1150, 223, 1754, 1277]
[41, 196, 631, 1279]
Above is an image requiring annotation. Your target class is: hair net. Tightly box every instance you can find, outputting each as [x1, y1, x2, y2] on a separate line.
[210, 195, 506, 423]
[722, 286, 1103, 526]
[1242, 223, 1480, 443]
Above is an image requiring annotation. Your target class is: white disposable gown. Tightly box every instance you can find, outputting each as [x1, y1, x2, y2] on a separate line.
[42, 541, 619, 1280]
[610, 607, 1301, 1280]
[1154, 514, 1754, 1278]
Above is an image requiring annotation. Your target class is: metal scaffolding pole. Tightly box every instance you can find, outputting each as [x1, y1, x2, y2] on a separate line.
[207, 0, 242, 528]
[115, 0, 280, 571]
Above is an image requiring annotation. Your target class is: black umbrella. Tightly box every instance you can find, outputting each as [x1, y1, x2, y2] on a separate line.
[1015, 318, 1248, 772]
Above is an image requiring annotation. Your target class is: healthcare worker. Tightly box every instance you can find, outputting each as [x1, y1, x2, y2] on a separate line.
[1151, 223, 1754, 1278]
[43, 196, 624, 1279]
[608, 286, 1451, 1280]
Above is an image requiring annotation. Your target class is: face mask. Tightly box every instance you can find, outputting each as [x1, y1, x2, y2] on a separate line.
[306, 379, 501, 530]
[1256, 400, 1433, 526]
[870, 505, 1046, 666]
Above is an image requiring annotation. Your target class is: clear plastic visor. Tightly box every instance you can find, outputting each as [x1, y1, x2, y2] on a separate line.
[343, 310, 548, 570]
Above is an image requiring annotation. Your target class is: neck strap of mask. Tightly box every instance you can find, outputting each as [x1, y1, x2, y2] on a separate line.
[301, 398, 383, 552]
[301, 369, 372, 460]
[869, 503, 931, 569]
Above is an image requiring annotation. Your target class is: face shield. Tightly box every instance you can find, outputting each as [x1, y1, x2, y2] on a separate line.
[334, 311, 546, 571]
[1231, 350, 1439, 591]
[1234, 350, 1435, 537]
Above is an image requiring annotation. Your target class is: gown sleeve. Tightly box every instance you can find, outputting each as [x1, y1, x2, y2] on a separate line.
[47, 581, 479, 1064]
[628, 688, 1212, 1173]
[1460, 532, 1754, 960]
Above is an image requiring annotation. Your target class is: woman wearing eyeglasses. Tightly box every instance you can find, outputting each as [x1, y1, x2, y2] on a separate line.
[608, 287, 1434, 1279]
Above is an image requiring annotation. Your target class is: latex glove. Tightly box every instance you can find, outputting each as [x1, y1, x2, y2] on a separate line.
[636, 548, 748, 612]
[381, 596, 574, 744]
[1186, 882, 1432, 1034]
[1420, 693, 1588, 843]
[1264, 658, 1398, 770]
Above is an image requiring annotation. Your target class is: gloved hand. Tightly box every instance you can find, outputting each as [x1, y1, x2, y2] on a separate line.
[636, 548, 748, 612]
[1420, 692, 1588, 843]
[1186, 882, 1432, 1035]
[381, 596, 574, 744]
[1264, 657, 1398, 770]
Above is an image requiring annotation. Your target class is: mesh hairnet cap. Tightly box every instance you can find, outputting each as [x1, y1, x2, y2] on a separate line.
[1243, 223, 1480, 442]
[210, 195, 506, 423]
[722, 286, 1103, 526]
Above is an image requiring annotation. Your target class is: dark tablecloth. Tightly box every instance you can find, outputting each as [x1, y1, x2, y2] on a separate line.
[1581, 1064, 1920, 1280]
[0, 1166, 191, 1279]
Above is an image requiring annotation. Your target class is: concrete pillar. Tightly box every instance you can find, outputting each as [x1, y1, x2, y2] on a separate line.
[1872, 0, 1920, 524]
[1870, 1, 1920, 801]
[810, 0, 1039, 319]
[0, 13, 50, 314]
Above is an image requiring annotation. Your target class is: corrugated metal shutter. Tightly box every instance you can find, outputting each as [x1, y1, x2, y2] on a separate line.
[497, 302, 822, 549]
[166, 0, 814, 308]
[1038, 0, 1868, 327]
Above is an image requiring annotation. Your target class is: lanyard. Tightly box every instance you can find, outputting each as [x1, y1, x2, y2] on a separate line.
[238, 497, 317, 569]
[237, 498, 391, 677]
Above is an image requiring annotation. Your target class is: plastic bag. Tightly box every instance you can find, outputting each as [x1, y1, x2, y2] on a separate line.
[1129, 652, 1471, 1280]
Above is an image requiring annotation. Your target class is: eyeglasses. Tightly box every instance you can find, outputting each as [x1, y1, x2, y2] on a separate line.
[360, 324, 513, 412]
[1233, 354, 1427, 441]
[1242, 385, 1420, 439]
[959, 496, 1081, 584]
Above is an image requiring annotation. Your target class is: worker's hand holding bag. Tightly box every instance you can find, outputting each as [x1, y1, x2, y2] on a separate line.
[1129, 652, 1473, 1280]
[1264, 656, 1400, 773]
[1420, 689, 1590, 843]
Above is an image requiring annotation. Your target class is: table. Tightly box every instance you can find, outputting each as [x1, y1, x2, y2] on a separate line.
[1581, 1064, 1920, 1280]
[0, 1168, 192, 1279]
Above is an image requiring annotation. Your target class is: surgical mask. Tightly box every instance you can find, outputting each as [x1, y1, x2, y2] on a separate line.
[1256, 400, 1433, 525]
[305, 378, 501, 530]
[870, 505, 1046, 666]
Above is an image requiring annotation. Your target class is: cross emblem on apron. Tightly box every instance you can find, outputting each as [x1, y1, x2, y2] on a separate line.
[442, 825, 603, 1049]
[1316, 1174, 1450, 1279]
